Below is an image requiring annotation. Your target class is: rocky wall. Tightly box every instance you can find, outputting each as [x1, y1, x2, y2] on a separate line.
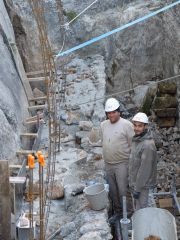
[0, 0, 29, 161]
[8, 0, 180, 94]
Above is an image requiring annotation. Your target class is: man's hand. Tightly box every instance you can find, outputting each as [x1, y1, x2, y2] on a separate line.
[133, 191, 140, 199]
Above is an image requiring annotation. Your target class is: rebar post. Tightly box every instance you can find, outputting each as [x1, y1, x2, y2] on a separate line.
[120, 196, 130, 240]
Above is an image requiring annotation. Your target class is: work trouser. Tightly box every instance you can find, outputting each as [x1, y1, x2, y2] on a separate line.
[134, 189, 149, 211]
[134, 188, 156, 211]
[105, 161, 128, 215]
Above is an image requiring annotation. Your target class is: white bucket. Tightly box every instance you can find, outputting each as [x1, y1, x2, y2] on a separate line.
[83, 183, 108, 211]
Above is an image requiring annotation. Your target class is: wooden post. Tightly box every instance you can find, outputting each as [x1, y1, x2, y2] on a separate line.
[0, 161, 11, 240]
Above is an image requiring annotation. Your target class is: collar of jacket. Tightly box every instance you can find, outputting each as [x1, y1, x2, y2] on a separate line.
[133, 129, 153, 142]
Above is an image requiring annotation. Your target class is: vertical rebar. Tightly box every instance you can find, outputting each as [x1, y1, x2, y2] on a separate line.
[120, 196, 130, 240]
[39, 163, 44, 240]
[27, 0, 60, 238]
[29, 168, 34, 240]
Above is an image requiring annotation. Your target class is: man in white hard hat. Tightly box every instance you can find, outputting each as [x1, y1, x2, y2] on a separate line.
[101, 97, 134, 223]
[129, 112, 157, 211]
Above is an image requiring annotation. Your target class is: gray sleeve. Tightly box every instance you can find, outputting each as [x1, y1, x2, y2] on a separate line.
[126, 122, 134, 147]
[135, 145, 156, 192]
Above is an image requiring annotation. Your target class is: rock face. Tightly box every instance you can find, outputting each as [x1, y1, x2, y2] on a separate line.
[0, 0, 180, 239]
[8, 0, 180, 94]
[0, 0, 29, 160]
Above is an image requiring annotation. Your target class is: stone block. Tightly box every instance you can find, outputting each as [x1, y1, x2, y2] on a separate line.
[79, 121, 93, 131]
[154, 108, 177, 117]
[152, 96, 178, 109]
[48, 182, 64, 200]
[158, 82, 177, 94]
[157, 117, 176, 127]
[64, 183, 86, 210]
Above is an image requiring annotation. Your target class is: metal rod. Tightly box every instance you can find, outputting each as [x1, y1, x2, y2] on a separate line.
[120, 196, 130, 240]
[153, 192, 171, 196]
[46, 227, 61, 240]
[29, 169, 34, 240]
[39, 163, 45, 240]
[172, 192, 180, 214]
[123, 196, 127, 219]
[153, 190, 180, 214]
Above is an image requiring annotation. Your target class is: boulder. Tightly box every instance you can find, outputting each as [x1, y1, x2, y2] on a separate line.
[60, 222, 76, 238]
[75, 131, 89, 145]
[140, 85, 157, 115]
[157, 117, 176, 128]
[64, 183, 86, 210]
[79, 121, 93, 131]
[153, 108, 177, 117]
[158, 82, 177, 94]
[152, 96, 178, 109]
[49, 182, 64, 200]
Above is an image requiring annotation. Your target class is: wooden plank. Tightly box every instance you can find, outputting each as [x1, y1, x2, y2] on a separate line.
[23, 120, 38, 126]
[159, 198, 172, 208]
[9, 164, 22, 169]
[28, 104, 46, 111]
[0, 161, 11, 240]
[29, 96, 47, 102]
[28, 76, 49, 82]
[26, 69, 45, 76]
[16, 150, 35, 156]
[9, 177, 26, 184]
[20, 133, 38, 138]
[9, 165, 29, 169]
[25, 116, 38, 122]
[25, 113, 44, 122]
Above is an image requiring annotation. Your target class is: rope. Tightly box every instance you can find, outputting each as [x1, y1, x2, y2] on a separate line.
[61, 0, 99, 29]
[56, 0, 180, 58]
[64, 74, 180, 107]
[58, 33, 66, 53]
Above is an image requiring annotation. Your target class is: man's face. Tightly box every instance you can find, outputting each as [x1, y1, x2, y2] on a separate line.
[133, 121, 146, 135]
[107, 111, 120, 123]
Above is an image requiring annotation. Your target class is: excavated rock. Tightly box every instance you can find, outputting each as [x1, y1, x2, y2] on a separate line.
[8, 0, 180, 95]
[152, 82, 178, 127]
[0, 0, 29, 160]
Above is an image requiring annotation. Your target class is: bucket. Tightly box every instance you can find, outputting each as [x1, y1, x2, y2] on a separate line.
[83, 183, 108, 210]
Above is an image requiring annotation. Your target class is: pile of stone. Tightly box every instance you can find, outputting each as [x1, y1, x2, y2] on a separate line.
[27, 56, 180, 239]
[152, 82, 178, 127]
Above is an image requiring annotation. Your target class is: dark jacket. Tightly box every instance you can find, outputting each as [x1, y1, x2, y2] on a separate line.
[129, 130, 157, 192]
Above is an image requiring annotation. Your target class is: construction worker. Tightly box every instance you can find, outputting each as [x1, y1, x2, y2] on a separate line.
[101, 98, 134, 223]
[129, 112, 157, 211]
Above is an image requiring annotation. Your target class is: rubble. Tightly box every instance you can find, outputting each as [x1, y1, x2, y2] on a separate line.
[47, 56, 180, 239]
[22, 55, 180, 239]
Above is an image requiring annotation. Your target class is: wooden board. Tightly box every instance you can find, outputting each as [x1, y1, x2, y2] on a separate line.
[9, 176, 26, 184]
[20, 133, 38, 138]
[0, 161, 11, 240]
[23, 120, 38, 126]
[16, 150, 35, 156]
[28, 104, 46, 111]
[159, 198, 173, 208]
[29, 96, 47, 102]
[28, 76, 49, 82]
[26, 70, 45, 77]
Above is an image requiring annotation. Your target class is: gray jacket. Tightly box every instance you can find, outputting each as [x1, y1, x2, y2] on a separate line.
[129, 130, 157, 192]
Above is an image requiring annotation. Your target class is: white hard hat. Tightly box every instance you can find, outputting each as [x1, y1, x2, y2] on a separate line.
[105, 98, 120, 112]
[132, 112, 148, 124]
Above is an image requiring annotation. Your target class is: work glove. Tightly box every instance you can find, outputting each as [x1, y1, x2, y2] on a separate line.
[133, 191, 140, 199]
